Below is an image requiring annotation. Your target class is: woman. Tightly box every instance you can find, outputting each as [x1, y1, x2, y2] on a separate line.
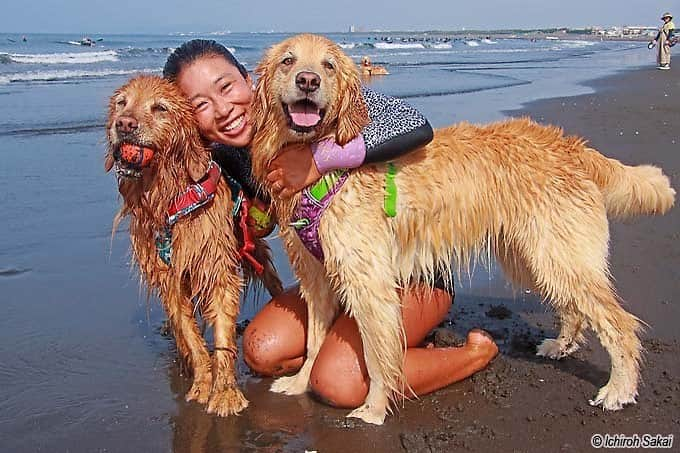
[163, 39, 497, 409]
[649, 12, 675, 70]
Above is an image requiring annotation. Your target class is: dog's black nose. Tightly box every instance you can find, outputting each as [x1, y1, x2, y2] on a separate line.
[295, 71, 320, 93]
[116, 116, 138, 133]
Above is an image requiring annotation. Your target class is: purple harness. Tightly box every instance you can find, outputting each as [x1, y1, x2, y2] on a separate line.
[290, 172, 350, 261]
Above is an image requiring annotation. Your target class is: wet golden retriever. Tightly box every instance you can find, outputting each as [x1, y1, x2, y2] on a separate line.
[248, 34, 676, 424]
[105, 75, 281, 416]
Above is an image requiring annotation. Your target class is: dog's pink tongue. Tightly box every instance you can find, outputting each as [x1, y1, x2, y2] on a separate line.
[289, 103, 321, 127]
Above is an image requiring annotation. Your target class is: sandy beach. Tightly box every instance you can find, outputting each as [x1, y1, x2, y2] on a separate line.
[0, 36, 677, 452]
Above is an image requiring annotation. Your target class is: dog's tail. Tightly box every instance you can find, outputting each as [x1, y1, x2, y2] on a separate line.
[582, 148, 675, 219]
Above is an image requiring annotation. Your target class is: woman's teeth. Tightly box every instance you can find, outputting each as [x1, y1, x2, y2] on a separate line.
[223, 115, 244, 131]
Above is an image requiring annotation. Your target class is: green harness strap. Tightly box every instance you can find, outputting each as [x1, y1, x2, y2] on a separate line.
[384, 162, 398, 217]
[305, 165, 397, 217]
[309, 170, 346, 201]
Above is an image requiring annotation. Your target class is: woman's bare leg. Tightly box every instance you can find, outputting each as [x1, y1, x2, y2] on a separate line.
[309, 286, 498, 408]
[243, 285, 498, 408]
[242, 286, 307, 376]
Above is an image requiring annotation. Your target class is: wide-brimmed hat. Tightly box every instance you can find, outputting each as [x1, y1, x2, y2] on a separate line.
[661, 12, 672, 19]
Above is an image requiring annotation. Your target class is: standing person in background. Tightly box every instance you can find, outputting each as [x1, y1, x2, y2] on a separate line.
[649, 12, 675, 70]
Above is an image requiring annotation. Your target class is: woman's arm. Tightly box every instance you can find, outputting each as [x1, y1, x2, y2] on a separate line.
[360, 87, 433, 164]
[268, 87, 433, 197]
[311, 87, 432, 172]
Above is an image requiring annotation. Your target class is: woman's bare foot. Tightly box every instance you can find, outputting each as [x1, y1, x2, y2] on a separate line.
[465, 328, 499, 361]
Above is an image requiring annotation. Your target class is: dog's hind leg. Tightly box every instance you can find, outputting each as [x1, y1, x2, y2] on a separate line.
[583, 282, 643, 410]
[270, 233, 338, 396]
[206, 273, 249, 416]
[525, 198, 642, 411]
[537, 306, 586, 359]
[163, 287, 213, 405]
[496, 241, 586, 358]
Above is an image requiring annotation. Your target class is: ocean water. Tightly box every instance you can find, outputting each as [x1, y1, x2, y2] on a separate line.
[0, 32, 652, 451]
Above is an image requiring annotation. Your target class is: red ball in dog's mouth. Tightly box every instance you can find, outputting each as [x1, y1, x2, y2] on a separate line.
[119, 143, 154, 168]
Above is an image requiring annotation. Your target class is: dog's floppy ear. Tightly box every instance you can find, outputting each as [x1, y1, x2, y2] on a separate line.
[333, 48, 370, 146]
[253, 42, 283, 135]
[251, 42, 287, 180]
[168, 111, 210, 183]
[104, 152, 115, 172]
[181, 129, 210, 183]
[185, 149, 209, 182]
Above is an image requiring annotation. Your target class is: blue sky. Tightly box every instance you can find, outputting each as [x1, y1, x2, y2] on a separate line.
[2, 1, 679, 33]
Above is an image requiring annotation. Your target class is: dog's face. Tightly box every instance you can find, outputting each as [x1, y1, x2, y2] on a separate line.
[106, 75, 207, 182]
[253, 34, 369, 149]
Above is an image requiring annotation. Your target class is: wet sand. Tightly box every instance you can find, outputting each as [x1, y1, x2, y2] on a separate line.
[1, 67, 678, 452]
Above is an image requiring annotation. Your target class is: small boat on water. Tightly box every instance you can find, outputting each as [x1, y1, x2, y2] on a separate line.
[65, 37, 102, 46]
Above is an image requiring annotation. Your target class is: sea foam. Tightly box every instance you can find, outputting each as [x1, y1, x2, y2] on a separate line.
[6, 50, 119, 65]
[0, 67, 159, 85]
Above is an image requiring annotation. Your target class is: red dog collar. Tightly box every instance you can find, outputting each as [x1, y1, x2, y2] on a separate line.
[167, 161, 221, 225]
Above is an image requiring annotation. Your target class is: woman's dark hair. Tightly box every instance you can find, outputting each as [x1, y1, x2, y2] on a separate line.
[163, 39, 248, 81]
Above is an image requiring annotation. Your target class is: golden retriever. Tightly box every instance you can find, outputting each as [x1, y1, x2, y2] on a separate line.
[105, 75, 282, 416]
[248, 34, 676, 425]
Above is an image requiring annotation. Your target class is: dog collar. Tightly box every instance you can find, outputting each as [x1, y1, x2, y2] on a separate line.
[167, 161, 221, 225]
[157, 161, 266, 274]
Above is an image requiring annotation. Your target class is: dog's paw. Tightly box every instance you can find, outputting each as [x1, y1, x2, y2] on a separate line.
[185, 373, 213, 405]
[536, 338, 578, 359]
[589, 383, 638, 411]
[269, 373, 309, 395]
[346, 404, 387, 425]
[206, 385, 249, 417]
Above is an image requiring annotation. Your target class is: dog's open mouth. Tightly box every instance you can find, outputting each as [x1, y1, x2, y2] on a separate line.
[113, 142, 155, 179]
[283, 99, 325, 133]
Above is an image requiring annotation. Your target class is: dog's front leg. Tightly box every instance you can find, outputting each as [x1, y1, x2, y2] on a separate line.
[326, 232, 404, 425]
[206, 273, 249, 416]
[161, 286, 213, 405]
[270, 232, 337, 395]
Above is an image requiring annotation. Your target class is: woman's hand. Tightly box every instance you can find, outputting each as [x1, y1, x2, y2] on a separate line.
[266, 143, 322, 198]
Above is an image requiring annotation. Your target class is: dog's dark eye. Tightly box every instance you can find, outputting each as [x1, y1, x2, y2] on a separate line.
[116, 98, 126, 107]
[282, 57, 294, 66]
[322, 61, 334, 70]
[151, 103, 167, 113]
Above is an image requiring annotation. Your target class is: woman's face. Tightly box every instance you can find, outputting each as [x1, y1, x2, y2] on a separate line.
[176, 55, 254, 148]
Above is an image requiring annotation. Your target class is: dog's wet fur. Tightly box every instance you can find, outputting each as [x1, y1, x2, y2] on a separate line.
[106, 75, 282, 416]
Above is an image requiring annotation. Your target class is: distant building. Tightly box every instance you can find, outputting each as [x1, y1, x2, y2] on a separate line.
[349, 25, 356, 33]
[591, 25, 657, 37]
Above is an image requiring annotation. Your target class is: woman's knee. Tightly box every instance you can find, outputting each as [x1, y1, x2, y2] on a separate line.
[242, 287, 308, 376]
[309, 315, 369, 408]
[310, 358, 368, 408]
[242, 322, 280, 375]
